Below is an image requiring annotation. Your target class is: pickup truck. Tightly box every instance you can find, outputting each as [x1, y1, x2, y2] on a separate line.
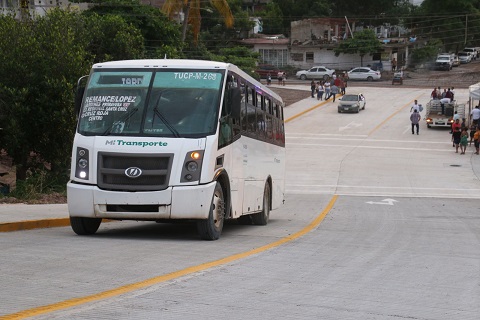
[463, 47, 478, 60]
[425, 99, 465, 128]
[435, 54, 453, 71]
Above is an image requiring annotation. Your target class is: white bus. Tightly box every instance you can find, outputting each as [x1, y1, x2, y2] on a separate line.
[67, 59, 285, 240]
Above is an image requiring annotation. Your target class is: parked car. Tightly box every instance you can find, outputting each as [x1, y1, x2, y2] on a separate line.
[463, 47, 478, 60]
[337, 93, 366, 113]
[255, 64, 284, 79]
[296, 66, 335, 80]
[435, 54, 454, 70]
[347, 67, 381, 81]
[458, 52, 472, 64]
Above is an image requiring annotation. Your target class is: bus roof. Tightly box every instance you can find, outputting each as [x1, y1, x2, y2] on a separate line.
[93, 59, 231, 69]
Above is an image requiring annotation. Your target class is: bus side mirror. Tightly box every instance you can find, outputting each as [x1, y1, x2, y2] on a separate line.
[74, 86, 85, 117]
[74, 75, 89, 117]
[229, 87, 242, 119]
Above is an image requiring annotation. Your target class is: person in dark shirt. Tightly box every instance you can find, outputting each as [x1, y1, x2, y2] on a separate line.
[445, 88, 453, 101]
[452, 127, 462, 153]
[410, 110, 421, 135]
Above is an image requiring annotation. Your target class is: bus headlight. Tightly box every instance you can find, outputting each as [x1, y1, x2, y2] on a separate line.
[181, 150, 204, 182]
[75, 147, 89, 180]
[186, 161, 198, 172]
[78, 158, 88, 169]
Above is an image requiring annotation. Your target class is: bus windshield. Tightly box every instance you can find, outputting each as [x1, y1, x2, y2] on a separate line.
[78, 69, 224, 138]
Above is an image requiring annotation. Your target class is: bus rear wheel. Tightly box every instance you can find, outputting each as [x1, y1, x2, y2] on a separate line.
[70, 217, 102, 235]
[197, 182, 225, 240]
[252, 183, 270, 225]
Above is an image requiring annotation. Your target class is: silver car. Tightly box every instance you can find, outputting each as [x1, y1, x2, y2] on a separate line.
[296, 66, 335, 80]
[347, 67, 381, 81]
[458, 52, 472, 64]
[337, 93, 366, 113]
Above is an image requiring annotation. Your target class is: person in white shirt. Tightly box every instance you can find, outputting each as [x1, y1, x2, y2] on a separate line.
[410, 100, 420, 112]
[440, 97, 451, 115]
[471, 105, 480, 125]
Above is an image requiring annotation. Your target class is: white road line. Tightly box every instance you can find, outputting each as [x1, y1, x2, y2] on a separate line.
[287, 136, 453, 145]
[285, 189, 480, 199]
[286, 184, 480, 191]
[286, 143, 459, 152]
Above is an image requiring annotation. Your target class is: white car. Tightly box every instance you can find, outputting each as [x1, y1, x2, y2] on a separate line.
[296, 66, 335, 80]
[337, 93, 366, 113]
[347, 67, 381, 81]
[458, 52, 472, 64]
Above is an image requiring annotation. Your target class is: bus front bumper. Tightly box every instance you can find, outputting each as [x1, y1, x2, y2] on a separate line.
[67, 181, 216, 220]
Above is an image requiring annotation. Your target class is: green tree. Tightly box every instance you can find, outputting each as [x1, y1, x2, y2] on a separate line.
[415, 0, 480, 52]
[0, 8, 148, 184]
[410, 38, 443, 66]
[212, 46, 259, 78]
[334, 29, 382, 66]
[0, 10, 92, 181]
[83, 13, 145, 62]
[256, 2, 285, 35]
[83, 0, 183, 58]
[198, 0, 254, 54]
[162, 0, 234, 43]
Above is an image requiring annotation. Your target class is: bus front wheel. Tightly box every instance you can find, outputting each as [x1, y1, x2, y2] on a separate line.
[197, 182, 225, 240]
[252, 183, 270, 225]
[70, 217, 102, 235]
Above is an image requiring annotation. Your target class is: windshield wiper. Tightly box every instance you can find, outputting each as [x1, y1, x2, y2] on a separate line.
[102, 107, 138, 136]
[152, 96, 180, 138]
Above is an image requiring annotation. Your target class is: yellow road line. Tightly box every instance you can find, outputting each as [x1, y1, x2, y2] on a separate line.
[1, 195, 338, 320]
[285, 99, 331, 123]
[368, 94, 424, 136]
[0, 218, 71, 232]
[0, 219, 114, 233]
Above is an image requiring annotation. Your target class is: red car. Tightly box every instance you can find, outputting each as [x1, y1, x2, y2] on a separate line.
[255, 64, 284, 79]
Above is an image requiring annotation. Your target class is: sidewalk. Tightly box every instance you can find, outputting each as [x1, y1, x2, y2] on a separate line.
[0, 203, 69, 232]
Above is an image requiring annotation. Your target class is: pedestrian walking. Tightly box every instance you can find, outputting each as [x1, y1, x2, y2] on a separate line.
[329, 84, 339, 102]
[324, 80, 331, 100]
[452, 127, 462, 153]
[410, 109, 421, 135]
[277, 71, 283, 85]
[474, 127, 480, 155]
[460, 128, 469, 154]
[391, 57, 397, 72]
[410, 100, 421, 113]
[339, 78, 346, 95]
[451, 118, 461, 146]
[470, 124, 477, 146]
[317, 82, 324, 101]
[471, 105, 480, 125]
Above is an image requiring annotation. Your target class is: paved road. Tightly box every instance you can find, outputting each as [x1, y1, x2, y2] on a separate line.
[1, 86, 479, 319]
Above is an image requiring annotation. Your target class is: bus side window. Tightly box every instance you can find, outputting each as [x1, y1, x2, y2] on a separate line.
[218, 117, 233, 148]
[266, 113, 273, 140]
[256, 107, 265, 138]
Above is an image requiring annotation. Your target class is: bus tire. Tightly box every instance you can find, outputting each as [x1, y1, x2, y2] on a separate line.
[252, 182, 270, 225]
[197, 182, 225, 240]
[70, 217, 102, 235]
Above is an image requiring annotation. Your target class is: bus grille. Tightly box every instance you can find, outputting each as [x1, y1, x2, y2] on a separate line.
[97, 152, 174, 191]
